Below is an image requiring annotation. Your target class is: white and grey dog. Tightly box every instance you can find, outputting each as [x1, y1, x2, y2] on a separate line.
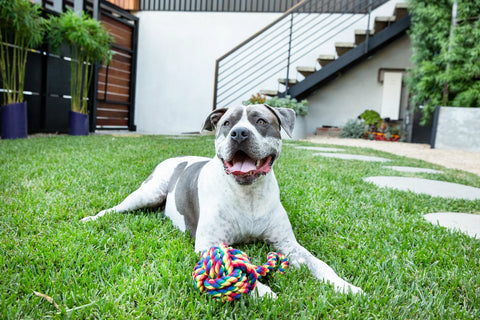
[82, 104, 362, 297]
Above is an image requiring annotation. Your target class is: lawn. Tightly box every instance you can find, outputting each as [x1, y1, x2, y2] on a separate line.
[1, 134, 479, 319]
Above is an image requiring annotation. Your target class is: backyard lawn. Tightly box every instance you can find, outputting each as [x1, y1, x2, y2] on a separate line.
[1, 134, 479, 319]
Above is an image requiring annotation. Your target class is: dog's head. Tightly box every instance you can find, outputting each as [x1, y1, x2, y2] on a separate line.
[202, 104, 295, 185]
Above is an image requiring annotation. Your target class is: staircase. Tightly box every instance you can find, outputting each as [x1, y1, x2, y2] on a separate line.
[275, 2, 409, 99]
[212, 0, 409, 109]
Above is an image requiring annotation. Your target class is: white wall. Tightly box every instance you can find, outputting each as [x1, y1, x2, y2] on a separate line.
[133, 0, 405, 135]
[133, 11, 280, 134]
[305, 35, 412, 134]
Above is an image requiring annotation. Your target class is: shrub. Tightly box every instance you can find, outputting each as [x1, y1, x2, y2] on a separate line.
[244, 94, 308, 116]
[340, 119, 365, 138]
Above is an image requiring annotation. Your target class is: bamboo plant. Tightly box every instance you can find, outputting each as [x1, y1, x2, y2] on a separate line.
[49, 10, 112, 114]
[0, 0, 46, 106]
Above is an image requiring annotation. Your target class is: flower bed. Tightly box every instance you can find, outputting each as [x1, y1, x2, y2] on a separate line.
[366, 132, 400, 142]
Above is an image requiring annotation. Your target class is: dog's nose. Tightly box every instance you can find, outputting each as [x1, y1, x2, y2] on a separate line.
[230, 127, 250, 143]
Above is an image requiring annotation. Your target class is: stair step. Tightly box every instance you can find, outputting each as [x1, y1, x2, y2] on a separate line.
[335, 42, 355, 56]
[278, 78, 297, 86]
[260, 89, 278, 97]
[374, 16, 396, 33]
[317, 54, 335, 67]
[394, 3, 409, 21]
[296, 66, 316, 77]
[354, 29, 374, 45]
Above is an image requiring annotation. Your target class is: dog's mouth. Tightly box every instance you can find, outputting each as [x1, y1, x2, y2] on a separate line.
[222, 151, 274, 183]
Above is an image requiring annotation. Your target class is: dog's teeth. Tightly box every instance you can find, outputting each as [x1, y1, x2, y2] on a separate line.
[256, 160, 260, 167]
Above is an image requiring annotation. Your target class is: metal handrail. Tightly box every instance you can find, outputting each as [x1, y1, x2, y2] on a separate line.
[212, 0, 390, 109]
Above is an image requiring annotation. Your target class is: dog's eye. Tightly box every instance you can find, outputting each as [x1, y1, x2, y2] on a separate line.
[257, 119, 266, 125]
[223, 121, 230, 127]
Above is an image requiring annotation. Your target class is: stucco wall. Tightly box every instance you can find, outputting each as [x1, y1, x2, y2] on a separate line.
[132, 0, 405, 135]
[304, 35, 412, 135]
[133, 11, 281, 134]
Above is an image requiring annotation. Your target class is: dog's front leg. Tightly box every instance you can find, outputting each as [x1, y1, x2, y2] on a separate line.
[278, 240, 363, 294]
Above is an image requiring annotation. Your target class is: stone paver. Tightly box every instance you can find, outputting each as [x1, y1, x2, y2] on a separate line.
[383, 166, 443, 174]
[314, 153, 391, 162]
[364, 176, 480, 200]
[424, 212, 480, 239]
[295, 146, 345, 152]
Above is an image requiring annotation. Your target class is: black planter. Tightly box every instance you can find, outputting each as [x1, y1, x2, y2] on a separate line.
[69, 111, 89, 136]
[1, 102, 28, 139]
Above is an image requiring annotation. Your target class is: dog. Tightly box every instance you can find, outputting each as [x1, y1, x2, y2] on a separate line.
[81, 104, 362, 297]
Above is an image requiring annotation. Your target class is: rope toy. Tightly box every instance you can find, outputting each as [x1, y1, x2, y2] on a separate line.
[192, 243, 289, 302]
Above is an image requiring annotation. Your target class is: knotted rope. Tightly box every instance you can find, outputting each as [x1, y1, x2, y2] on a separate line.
[192, 243, 289, 301]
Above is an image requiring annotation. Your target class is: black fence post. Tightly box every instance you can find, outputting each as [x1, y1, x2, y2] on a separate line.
[285, 12, 294, 95]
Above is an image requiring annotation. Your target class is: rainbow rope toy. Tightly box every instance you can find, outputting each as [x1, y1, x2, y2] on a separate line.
[192, 243, 289, 302]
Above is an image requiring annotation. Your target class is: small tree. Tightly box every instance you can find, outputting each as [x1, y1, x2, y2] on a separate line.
[49, 10, 112, 114]
[0, 0, 46, 106]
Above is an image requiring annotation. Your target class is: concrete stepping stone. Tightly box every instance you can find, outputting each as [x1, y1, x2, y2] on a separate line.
[364, 176, 480, 200]
[314, 153, 391, 162]
[424, 212, 480, 239]
[384, 166, 443, 174]
[295, 146, 345, 152]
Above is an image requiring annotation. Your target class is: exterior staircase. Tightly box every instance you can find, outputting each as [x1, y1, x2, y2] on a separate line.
[212, 0, 411, 109]
[261, 2, 409, 99]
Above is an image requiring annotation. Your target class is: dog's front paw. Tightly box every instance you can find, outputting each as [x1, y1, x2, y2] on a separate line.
[252, 282, 278, 300]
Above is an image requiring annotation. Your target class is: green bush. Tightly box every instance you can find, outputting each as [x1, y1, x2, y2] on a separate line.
[407, 0, 480, 124]
[359, 110, 381, 126]
[243, 94, 308, 116]
[340, 118, 365, 138]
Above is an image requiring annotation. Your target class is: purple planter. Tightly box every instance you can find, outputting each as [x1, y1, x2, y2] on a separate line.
[69, 111, 89, 136]
[1, 102, 28, 139]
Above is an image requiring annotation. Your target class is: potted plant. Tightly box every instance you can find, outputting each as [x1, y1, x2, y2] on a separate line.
[359, 109, 381, 134]
[0, 0, 46, 139]
[48, 9, 112, 136]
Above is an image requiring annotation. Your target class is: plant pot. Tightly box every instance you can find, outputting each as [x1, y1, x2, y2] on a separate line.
[69, 111, 89, 136]
[1, 102, 28, 139]
[285, 115, 308, 140]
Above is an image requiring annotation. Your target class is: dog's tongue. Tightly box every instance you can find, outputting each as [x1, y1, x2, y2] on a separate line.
[230, 154, 257, 174]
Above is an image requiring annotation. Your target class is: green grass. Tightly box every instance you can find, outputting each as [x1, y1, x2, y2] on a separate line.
[1, 135, 479, 319]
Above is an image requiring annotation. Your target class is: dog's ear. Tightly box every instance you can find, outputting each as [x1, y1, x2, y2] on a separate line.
[264, 104, 296, 138]
[202, 108, 228, 132]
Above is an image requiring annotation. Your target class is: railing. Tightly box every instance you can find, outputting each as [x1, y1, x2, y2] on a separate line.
[212, 0, 390, 109]
[140, 0, 315, 12]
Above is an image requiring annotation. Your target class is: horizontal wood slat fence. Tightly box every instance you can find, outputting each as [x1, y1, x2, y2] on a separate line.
[95, 1, 138, 130]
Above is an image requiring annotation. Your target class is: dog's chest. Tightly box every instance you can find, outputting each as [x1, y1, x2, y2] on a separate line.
[196, 170, 280, 242]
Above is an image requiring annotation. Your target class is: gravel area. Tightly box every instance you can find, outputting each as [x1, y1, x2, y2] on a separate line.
[306, 136, 480, 177]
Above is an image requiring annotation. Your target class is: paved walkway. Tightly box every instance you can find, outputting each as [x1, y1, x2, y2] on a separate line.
[303, 136, 480, 240]
[306, 136, 480, 177]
